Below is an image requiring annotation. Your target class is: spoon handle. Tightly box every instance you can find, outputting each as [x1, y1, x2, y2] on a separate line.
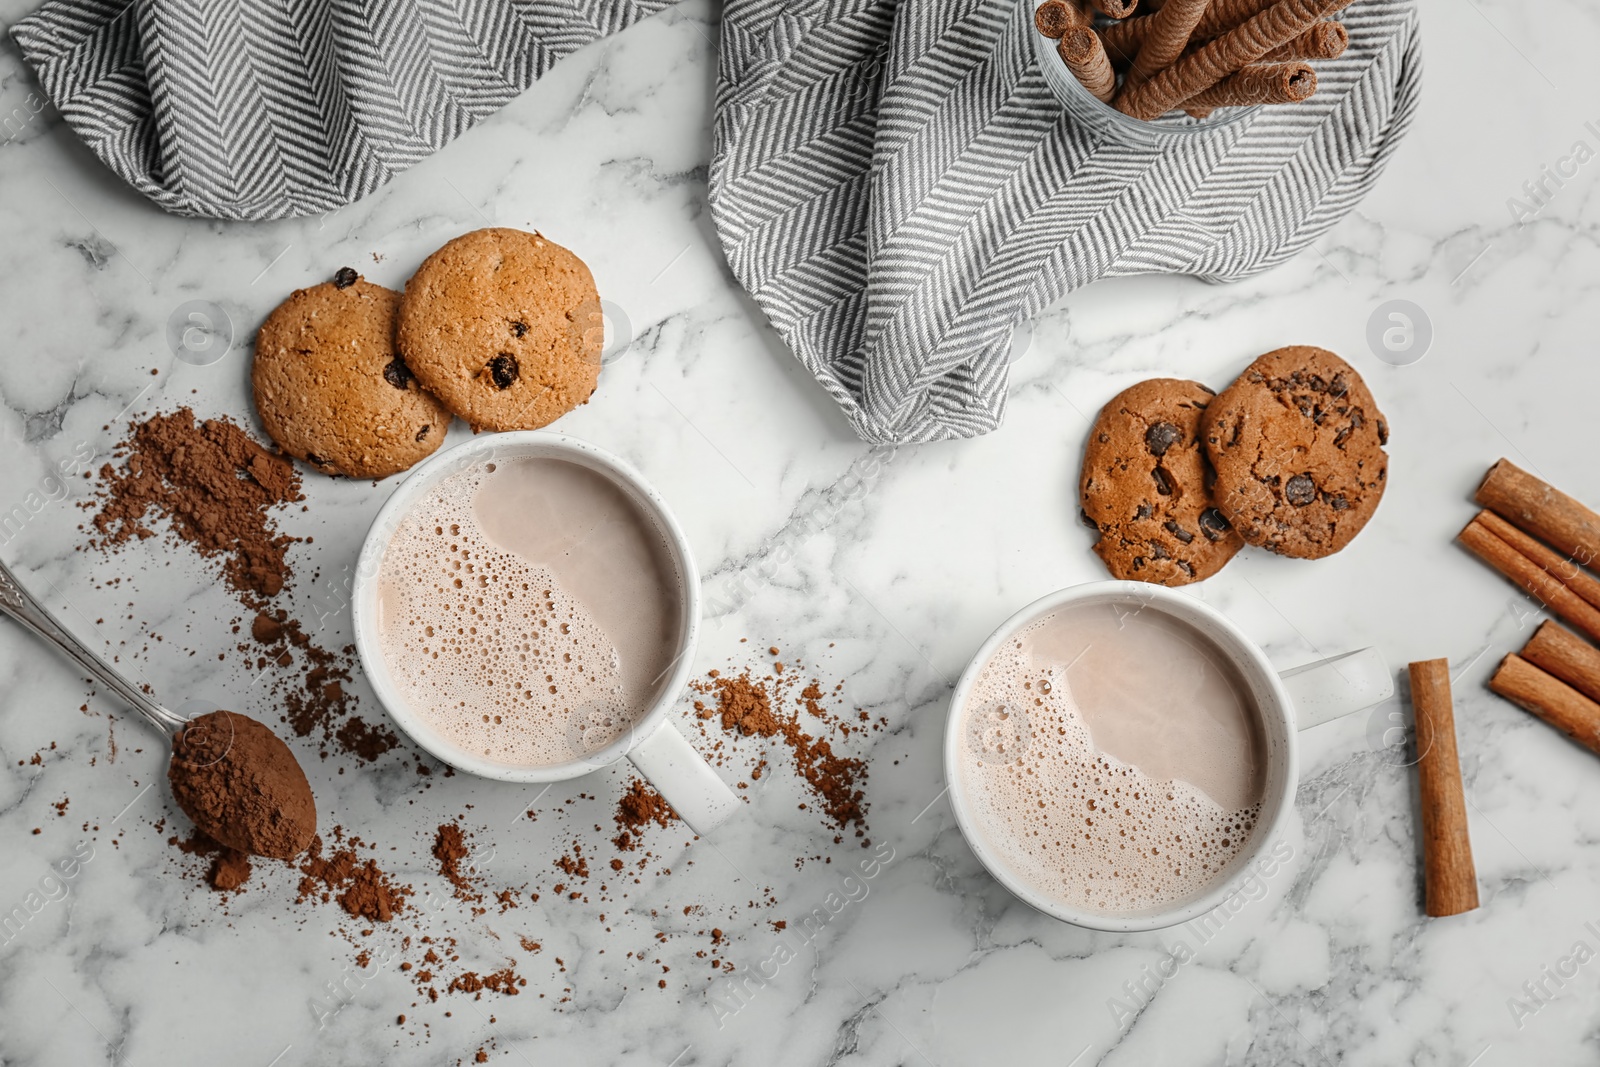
[0, 556, 186, 737]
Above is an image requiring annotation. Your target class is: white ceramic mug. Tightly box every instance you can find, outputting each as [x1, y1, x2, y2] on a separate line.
[352, 432, 739, 836]
[944, 580, 1392, 932]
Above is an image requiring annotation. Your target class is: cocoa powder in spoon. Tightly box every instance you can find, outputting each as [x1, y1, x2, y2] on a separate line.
[167, 709, 316, 858]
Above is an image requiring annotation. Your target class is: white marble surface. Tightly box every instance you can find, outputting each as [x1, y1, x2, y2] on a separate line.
[3, 1, 1600, 1064]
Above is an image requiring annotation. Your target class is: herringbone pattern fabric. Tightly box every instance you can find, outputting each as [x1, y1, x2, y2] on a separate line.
[710, 0, 1420, 442]
[10, 0, 671, 219]
[11, 0, 1419, 443]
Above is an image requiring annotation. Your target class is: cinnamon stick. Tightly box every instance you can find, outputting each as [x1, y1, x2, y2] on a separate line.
[1260, 19, 1348, 61]
[1521, 620, 1600, 706]
[1410, 659, 1478, 918]
[1490, 652, 1600, 758]
[1474, 509, 1600, 614]
[1113, 0, 1344, 120]
[1060, 27, 1117, 102]
[1476, 459, 1600, 574]
[1458, 514, 1600, 646]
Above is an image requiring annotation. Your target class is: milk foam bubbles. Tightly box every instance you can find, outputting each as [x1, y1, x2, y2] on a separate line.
[959, 604, 1265, 915]
[375, 457, 682, 768]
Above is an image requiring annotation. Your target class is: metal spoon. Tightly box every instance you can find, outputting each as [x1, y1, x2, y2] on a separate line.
[0, 556, 316, 858]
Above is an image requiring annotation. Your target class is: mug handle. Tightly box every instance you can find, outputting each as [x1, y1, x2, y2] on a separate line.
[627, 719, 741, 836]
[1279, 647, 1394, 730]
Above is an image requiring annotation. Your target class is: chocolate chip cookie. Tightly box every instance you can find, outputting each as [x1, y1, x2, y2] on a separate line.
[1080, 378, 1244, 586]
[1201, 346, 1388, 559]
[396, 228, 603, 432]
[253, 271, 451, 479]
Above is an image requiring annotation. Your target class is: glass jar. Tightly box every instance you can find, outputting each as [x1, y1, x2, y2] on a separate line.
[1030, 0, 1259, 143]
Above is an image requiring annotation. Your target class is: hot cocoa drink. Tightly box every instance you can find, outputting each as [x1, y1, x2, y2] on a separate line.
[958, 601, 1266, 915]
[375, 456, 683, 767]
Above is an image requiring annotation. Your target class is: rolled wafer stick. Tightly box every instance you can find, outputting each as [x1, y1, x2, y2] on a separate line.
[1060, 27, 1117, 102]
[1103, 0, 1347, 59]
[1476, 459, 1600, 574]
[1035, 0, 1081, 38]
[1100, 14, 1156, 62]
[1458, 514, 1600, 646]
[1260, 19, 1348, 61]
[1490, 653, 1600, 757]
[1089, 0, 1138, 18]
[1127, 0, 1213, 86]
[1474, 509, 1600, 614]
[1180, 62, 1316, 110]
[1522, 620, 1600, 706]
[1194, 0, 1350, 38]
[1113, 0, 1345, 121]
[1410, 659, 1478, 918]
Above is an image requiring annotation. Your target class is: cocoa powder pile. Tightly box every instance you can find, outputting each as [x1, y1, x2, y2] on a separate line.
[87, 408, 302, 599]
[170, 831, 252, 892]
[297, 831, 412, 922]
[167, 709, 317, 859]
[613, 779, 677, 851]
[433, 822, 482, 903]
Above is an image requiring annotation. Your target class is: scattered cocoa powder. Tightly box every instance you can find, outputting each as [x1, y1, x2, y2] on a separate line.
[296, 833, 411, 922]
[88, 411, 397, 765]
[209, 848, 253, 891]
[86, 408, 302, 600]
[694, 668, 868, 831]
[449, 964, 525, 998]
[433, 822, 481, 902]
[247, 610, 398, 763]
[169, 830, 252, 892]
[554, 842, 590, 880]
[612, 779, 677, 852]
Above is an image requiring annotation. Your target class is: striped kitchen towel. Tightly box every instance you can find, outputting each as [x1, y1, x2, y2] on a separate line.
[710, 0, 1420, 442]
[11, 0, 1420, 444]
[8, 0, 672, 219]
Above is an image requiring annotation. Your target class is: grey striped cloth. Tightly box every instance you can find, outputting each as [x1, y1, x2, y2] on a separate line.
[10, 0, 673, 218]
[11, 0, 1420, 444]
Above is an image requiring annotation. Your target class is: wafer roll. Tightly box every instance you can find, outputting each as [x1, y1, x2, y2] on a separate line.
[1180, 62, 1316, 111]
[1035, 0, 1081, 38]
[1114, 0, 1342, 120]
[1261, 19, 1347, 60]
[1089, 0, 1138, 17]
[1060, 27, 1117, 102]
[1103, 0, 1347, 59]
[1194, 0, 1350, 37]
[1127, 0, 1213, 86]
